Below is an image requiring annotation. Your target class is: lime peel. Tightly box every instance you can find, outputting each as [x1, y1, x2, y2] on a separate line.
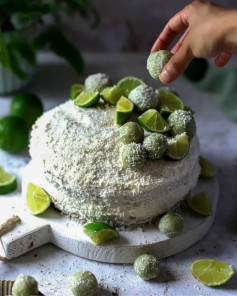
[187, 191, 212, 216]
[199, 156, 217, 178]
[0, 167, 17, 195]
[116, 96, 134, 124]
[138, 109, 170, 133]
[117, 76, 145, 96]
[74, 91, 100, 107]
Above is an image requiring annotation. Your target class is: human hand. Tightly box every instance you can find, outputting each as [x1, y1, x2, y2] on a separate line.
[151, 0, 237, 83]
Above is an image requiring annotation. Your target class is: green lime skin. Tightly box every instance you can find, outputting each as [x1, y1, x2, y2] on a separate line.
[122, 143, 147, 170]
[128, 85, 158, 113]
[167, 110, 196, 139]
[147, 50, 173, 80]
[0, 116, 29, 153]
[134, 254, 161, 280]
[10, 93, 43, 128]
[85, 73, 113, 92]
[158, 212, 184, 238]
[119, 121, 144, 144]
[70, 271, 98, 296]
[12, 274, 38, 296]
[143, 133, 168, 159]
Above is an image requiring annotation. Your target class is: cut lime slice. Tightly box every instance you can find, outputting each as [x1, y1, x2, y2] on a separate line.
[70, 84, 84, 100]
[190, 259, 234, 286]
[0, 167, 17, 195]
[165, 133, 189, 160]
[101, 85, 124, 104]
[156, 88, 184, 117]
[187, 191, 212, 216]
[74, 91, 100, 107]
[199, 156, 217, 178]
[83, 222, 119, 245]
[117, 76, 145, 96]
[26, 183, 51, 215]
[116, 96, 134, 124]
[138, 109, 170, 133]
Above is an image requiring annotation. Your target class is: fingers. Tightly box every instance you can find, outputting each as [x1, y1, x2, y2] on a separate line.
[214, 51, 232, 67]
[151, 9, 189, 53]
[160, 41, 194, 83]
[171, 29, 189, 54]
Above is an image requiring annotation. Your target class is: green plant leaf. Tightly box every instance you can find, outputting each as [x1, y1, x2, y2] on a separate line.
[33, 25, 84, 75]
[0, 34, 10, 69]
[7, 45, 28, 80]
[10, 12, 41, 29]
[10, 32, 36, 66]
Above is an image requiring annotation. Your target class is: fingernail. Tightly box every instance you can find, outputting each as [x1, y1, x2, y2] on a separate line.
[159, 69, 171, 83]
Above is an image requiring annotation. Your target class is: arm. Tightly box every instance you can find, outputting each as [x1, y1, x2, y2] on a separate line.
[151, 0, 237, 83]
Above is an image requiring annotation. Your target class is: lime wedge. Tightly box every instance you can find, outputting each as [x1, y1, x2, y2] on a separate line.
[156, 88, 184, 117]
[83, 222, 119, 245]
[101, 85, 124, 104]
[199, 156, 217, 178]
[26, 183, 51, 215]
[190, 259, 234, 286]
[0, 167, 17, 195]
[116, 96, 134, 124]
[187, 191, 212, 216]
[165, 133, 189, 160]
[138, 109, 170, 133]
[70, 84, 84, 100]
[74, 91, 100, 107]
[117, 76, 145, 96]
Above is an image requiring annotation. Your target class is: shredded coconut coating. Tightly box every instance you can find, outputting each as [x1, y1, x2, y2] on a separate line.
[30, 100, 200, 227]
[84, 73, 112, 92]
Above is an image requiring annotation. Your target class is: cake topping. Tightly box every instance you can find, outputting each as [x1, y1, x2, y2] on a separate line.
[101, 85, 124, 104]
[165, 132, 190, 160]
[117, 76, 145, 96]
[115, 96, 134, 125]
[84, 73, 112, 92]
[138, 109, 170, 133]
[121, 143, 147, 170]
[143, 133, 168, 159]
[119, 121, 144, 144]
[147, 50, 173, 81]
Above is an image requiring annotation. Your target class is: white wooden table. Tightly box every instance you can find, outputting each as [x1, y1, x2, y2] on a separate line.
[0, 52, 237, 296]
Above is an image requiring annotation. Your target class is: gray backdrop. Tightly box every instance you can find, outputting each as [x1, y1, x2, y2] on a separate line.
[59, 0, 237, 53]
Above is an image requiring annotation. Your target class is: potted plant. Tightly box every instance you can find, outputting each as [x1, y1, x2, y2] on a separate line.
[0, 0, 99, 94]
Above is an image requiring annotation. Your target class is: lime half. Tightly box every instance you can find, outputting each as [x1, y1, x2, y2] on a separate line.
[199, 156, 217, 178]
[0, 167, 17, 195]
[157, 88, 184, 117]
[190, 259, 234, 286]
[165, 133, 189, 160]
[138, 109, 170, 133]
[26, 183, 51, 215]
[83, 222, 119, 245]
[70, 84, 84, 100]
[187, 191, 212, 216]
[117, 76, 145, 96]
[101, 85, 124, 104]
[116, 96, 134, 124]
[74, 91, 100, 107]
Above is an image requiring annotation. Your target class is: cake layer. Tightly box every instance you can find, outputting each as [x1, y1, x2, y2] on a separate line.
[30, 100, 200, 227]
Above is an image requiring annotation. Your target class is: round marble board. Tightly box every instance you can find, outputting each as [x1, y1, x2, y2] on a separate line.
[0, 162, 218, 264]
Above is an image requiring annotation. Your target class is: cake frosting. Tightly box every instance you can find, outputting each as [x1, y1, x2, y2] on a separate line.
[30, 100, 200, 227]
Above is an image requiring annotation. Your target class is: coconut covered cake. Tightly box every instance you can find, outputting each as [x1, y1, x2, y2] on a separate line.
[29, 73, 200, 228]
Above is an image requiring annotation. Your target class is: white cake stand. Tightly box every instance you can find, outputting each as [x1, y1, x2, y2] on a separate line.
[0, 161, 218, 264]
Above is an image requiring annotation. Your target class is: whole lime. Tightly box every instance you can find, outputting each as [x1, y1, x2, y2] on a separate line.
[10, 93, 43, 128]
[0, 116, 29, 153]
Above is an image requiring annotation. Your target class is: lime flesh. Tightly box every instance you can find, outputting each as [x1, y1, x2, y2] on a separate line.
[117, 76, 145, 96]
[165, 133, 189, 160]
[0, 167, 17, 195]
[101, 85, 124, 104]
[83, 222, 119, 245]
[116, 96, 134, 124]
[138, 109, 170, 133]
[157, 89, 184, 116]
[187, 191, 212, 216]
[26, 183, 51, 215]
[190, 259, 234, 286]
[70, 84, 84, 100]
[74, 91, 100, 107]
[199, 156, 217, 178]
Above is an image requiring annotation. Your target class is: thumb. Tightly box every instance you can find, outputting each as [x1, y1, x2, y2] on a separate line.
[160, 42, 194, 83]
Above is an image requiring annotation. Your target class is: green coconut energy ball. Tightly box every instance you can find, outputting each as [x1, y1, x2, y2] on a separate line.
[167, 110, 196, 139]
[147, 50, 173, 80]
[134, 254, 161, 280]
[119, 121, 144, 144]
[70, 271, 98, 296]
[158, 212, 184, 238]
[143, 133, 168, 159]
[12, 274, 38, 296]
[128, 85, 158, 113]
[84, 73, 112, 92]
[122, 143, 147, 170]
